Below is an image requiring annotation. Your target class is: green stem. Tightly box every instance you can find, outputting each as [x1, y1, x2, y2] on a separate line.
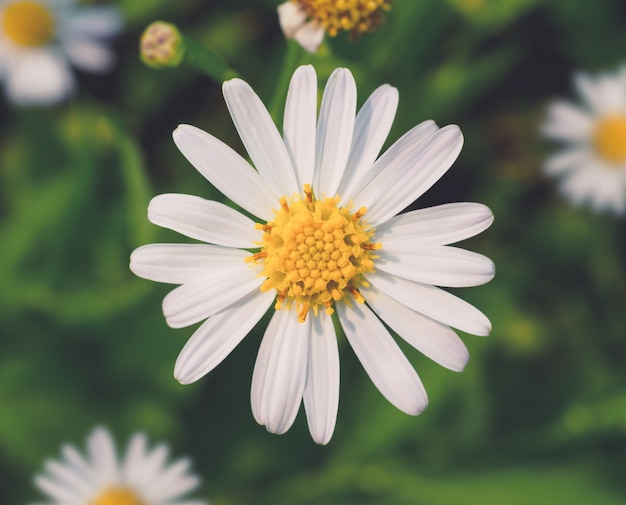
[268, 40, 306, 123]
[183, 35, 240, 82]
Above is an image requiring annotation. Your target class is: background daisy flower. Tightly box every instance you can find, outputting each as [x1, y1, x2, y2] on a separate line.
[130, 65, 494, 445]
[277, 0, 392, 53]
[32, 427, 208, 505]
[0, 0, 122, 105]
[542, 66, 626, 214]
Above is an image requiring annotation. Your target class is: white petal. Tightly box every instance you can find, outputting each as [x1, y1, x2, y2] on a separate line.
[541, 100, 594, 142]
[250, 310, 309, 434]
[162, 265, 263, 328]
[556, 162, 624, 212]
[121, 433, 148, 481]
[34, 475, 83, 504]
[573, 72, 625, 115]
[5, 48, 74, 105]
[364, 285, 469, 372]
[61, 444, 96, 483]
[174, 289, 275, 384]
[222, 78, 299, 197]
[338, 84, 399, 201]
[61, 40, 114, 73]
[367, 270, 491, 336]
[147, 193, 260, 247]
[336, 302, 428, 415]
[277, 1, 307, 37]
[358, 125, 464, 225]
[313, 68, 357, 197]
[376, 246, 495, 287]
[42, 460, 93, 499]
[59, 6, 123, 39]
[86, 427, 118, 485]
[283, 65, 317, 187]
[544, 148, 591, 176]
[130, 244, 250, 285]
[172, 125, 277, 221]
[340, 119, 438, 206]
[293, 21, 325, 54]
[374, 202, 494, 247]
[143, 458, 199, 502]
[127, 443, 169, 489]
[303, 312, 339, 445]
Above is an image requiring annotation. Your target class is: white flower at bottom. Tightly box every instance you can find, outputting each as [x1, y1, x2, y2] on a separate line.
[0, 0, 122, 105]
[32, 427, 207, 505]
[542, 66, 626, 214]
[130, 65, 494, 445]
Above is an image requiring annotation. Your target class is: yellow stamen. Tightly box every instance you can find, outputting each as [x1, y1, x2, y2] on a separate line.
[351, 206, 367, 221]
[304, 183, 313, 202]
[293, 0, 392, 39]
[248, 185, 380, 322]
[2, 1, 55, 47]
[593, 115, 626, 165]
[362, 242, 382, 250]
[91, 488, 144, 505]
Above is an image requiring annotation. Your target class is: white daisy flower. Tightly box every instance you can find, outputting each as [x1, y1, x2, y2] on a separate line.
[542, 66, 626, 214]
[277, 0, 391, 53]
[0, 0, 122, 105]
[130, 65, 494, 445]
[32, 427, 208, 505]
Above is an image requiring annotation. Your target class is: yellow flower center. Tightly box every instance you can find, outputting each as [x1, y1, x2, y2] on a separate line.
[294, 0, 392, 38]
[91, 488, 145, 505]
[247, 184, 380, 323]
[2, 0, 55, 47]
[593, 115, 626, 165]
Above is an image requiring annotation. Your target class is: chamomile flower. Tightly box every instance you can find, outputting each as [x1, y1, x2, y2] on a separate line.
[542, 66, 626, 214]
[32, 427, 208, 505]
[0, 0, 122, 105]
[277, 0, 391, 53]
[130, 65, 494, 444]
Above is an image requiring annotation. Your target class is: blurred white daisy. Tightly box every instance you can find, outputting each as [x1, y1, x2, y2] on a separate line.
[0, 0, 122, 105]
[542, 66, 626, 214]
[277, 0, 391, 53]
[130, 65, 494, 445]
[32, 427, 208, 505]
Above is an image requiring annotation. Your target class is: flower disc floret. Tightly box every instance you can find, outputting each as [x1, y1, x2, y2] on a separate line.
[295, 0, 391, 37]
[92, 488, 144, 505]
[2, 1, 55, 47]
[593, 115, 626, 165]
[248, 184, 380, 323]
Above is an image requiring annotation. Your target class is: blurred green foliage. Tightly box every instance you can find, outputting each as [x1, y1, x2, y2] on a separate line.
[1, 0, 626, 503]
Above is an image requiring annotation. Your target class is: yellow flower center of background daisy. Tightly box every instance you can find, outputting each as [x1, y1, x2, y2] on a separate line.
[247, 184, 380, 323]
[593, 115, 626, 165]
[294, 0, 392, 37]
[91, 487, 144, 505]
[2, 0, 54, 47]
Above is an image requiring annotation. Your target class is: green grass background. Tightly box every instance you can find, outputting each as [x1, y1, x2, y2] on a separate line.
[2, 0, 626, 503]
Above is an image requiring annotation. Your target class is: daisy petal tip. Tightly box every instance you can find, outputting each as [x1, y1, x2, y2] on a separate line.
[311, 431, 333, 446]
[406, 394, 429, 416]
[444, 123, 464, 143]
[450, 349, 470, 373]
[173, 362, 193, 385]
[477, 318, 492, 337]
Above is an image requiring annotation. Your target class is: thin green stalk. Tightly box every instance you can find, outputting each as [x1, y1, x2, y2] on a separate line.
[268, 40, 306, 123]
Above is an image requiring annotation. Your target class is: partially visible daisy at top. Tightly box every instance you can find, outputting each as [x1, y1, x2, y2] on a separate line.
[278, 0, 391, 53]
[32, 426, 208, 505]
[0, 0, 122, 105]
[130, 65, 494, 445]
[542, 65, 626, 214]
